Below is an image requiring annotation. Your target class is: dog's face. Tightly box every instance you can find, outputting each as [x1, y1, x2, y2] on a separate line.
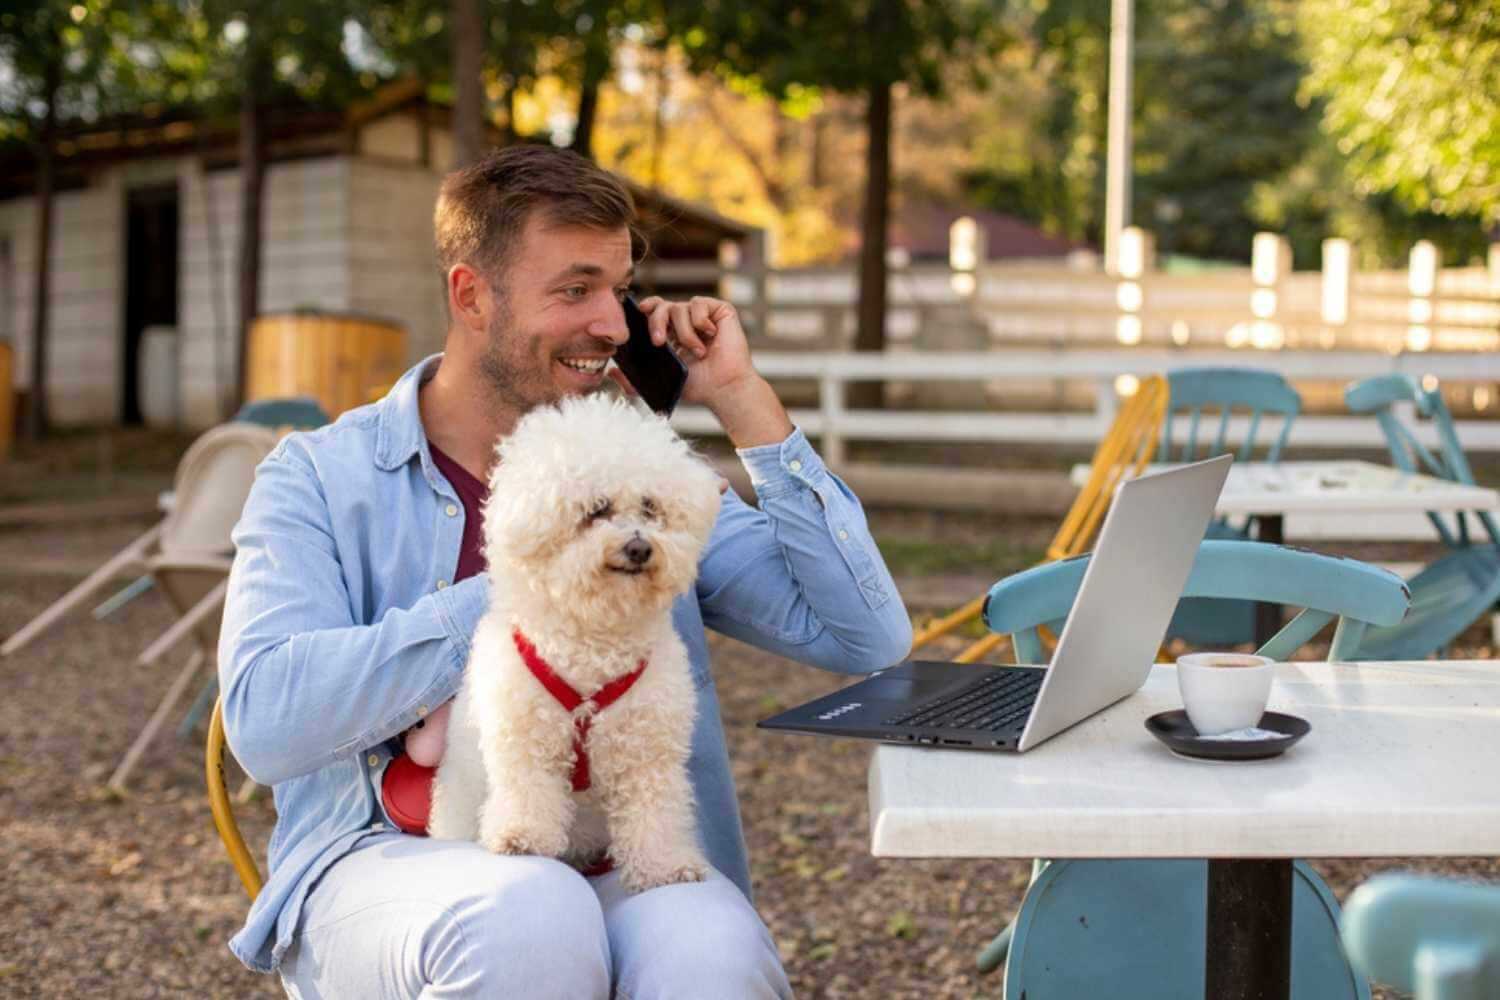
[482, 395, 722, 625]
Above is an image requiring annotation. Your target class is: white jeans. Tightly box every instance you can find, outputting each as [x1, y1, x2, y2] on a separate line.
[278, 832, 793, 999]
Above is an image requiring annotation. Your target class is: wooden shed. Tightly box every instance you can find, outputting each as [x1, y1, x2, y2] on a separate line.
[0, 81, 760, 429]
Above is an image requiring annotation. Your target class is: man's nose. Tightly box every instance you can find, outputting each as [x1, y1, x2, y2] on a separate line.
[589, 298, 630, 346]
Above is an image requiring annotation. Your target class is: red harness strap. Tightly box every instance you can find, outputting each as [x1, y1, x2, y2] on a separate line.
[512, 629, 648, 792]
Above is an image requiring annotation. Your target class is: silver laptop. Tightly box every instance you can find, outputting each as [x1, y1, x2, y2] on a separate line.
[758, 455, 1232, 752]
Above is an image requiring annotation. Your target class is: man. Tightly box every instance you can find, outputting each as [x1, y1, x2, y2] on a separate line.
[219, 144, 912, 998]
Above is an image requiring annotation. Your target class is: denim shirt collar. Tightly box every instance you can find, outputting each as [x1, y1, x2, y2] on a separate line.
[374, 353, 456, 501]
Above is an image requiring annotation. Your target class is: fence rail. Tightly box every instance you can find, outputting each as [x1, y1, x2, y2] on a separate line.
[670, 349, 1500, 465]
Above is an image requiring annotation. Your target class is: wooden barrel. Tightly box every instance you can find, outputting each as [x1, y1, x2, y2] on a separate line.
[0, 340, 13, 459]
[245, 312, 407, 417]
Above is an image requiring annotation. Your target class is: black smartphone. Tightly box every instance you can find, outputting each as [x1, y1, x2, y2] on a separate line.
[616, 295, 688, 415]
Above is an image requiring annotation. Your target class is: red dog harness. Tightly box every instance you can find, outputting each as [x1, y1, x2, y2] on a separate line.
[512, 629, 648, 792]
[379, 629, 648, 869]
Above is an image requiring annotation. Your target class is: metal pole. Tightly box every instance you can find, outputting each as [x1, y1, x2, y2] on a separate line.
[1104, 0, 1134, 276]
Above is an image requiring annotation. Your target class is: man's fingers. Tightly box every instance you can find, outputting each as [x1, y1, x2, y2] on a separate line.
[670, 305, 707, 358]
[688, 296, 718, 333]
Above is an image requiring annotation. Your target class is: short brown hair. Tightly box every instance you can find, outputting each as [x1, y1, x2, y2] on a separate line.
[433, 145, 637, 287]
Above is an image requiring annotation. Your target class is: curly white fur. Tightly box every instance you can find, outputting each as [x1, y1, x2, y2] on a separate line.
[427, 394, 723, 892]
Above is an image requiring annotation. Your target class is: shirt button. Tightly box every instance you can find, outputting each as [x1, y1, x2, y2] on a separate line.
[367, 753, 380, 768]
[837, 529, 849, 540]
[371, 822, 385, 832]
[436, 579, 448, 590]
[789, 459, 803, 472]
[445, 504, 459, 517]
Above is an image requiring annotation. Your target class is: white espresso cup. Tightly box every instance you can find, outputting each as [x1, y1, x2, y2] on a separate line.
[1176, 652, 1275, 736]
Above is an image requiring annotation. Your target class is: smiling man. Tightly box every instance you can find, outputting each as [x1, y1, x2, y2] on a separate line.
[217, 145, 912, 999]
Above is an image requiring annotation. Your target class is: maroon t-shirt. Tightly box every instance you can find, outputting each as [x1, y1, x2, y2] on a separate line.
[428, 442, 489, 582]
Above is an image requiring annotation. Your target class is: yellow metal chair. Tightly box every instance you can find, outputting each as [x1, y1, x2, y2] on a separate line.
[910, 374, 1168, 662]
[207, 696, 262, 899]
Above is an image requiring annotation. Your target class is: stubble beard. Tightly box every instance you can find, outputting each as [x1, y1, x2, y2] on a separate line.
[476, 296, 552, 418]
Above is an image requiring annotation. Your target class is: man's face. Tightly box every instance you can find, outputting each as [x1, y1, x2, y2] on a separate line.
[476, 214, 633, 416]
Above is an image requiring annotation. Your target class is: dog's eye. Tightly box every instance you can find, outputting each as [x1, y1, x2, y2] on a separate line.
[586, 498, 614, 522]
[640, 497, 659, 519]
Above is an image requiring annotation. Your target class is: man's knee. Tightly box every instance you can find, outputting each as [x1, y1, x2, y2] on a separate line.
[614, 880, 791, 999]
[428, 856, 611, 996]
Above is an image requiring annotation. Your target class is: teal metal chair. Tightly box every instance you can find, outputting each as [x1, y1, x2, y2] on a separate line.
[1165, 367, 1304, 646]
[1341, 874, 1500, 999]
[1164, 367, 1302, 466]
[233, 396, 330, 430]
[975, 539, 1409, 999]
[1344, 374, 1500, 659]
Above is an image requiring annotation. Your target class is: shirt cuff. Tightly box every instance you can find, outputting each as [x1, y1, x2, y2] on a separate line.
[735, 426, 824, 494]
[435, 574, 490, 667]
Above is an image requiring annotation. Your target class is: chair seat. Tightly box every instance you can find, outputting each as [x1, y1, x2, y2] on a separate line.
[1357, 545, 1500, 661]
[1004, 859, 1371, 1000]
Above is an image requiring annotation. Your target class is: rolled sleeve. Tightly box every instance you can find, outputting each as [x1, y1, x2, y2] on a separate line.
[698, 428, 911, 673]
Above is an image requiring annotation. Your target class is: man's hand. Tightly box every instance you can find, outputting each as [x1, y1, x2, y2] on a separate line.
[615, 295, 792, 449]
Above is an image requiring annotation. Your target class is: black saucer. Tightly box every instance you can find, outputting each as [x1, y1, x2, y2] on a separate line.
[1144, 710, 1310, 761]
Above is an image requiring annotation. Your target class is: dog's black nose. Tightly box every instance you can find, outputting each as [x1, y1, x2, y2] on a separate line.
[623, 536, 653, 565]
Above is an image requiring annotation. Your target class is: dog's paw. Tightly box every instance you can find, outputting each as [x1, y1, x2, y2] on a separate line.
[480, 825, 569, 859]
[618, 855, 710, 893]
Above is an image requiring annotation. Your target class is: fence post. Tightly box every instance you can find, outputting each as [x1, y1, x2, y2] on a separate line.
[1319, 237, 1352, 351]
[1114, 226, 1152, 346]
[732, 229, 770, 343]
[1406, 239, 1438, 353]
[820, 364, 845, 468]
[1248, 232, 1290, 350]
[949, 216, 986, 300]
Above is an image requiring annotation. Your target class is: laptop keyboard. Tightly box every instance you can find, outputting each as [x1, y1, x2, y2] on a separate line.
[883, 669, 1044, 731]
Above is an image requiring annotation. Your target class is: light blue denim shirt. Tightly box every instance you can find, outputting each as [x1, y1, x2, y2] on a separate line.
[218, 355, 913, 973]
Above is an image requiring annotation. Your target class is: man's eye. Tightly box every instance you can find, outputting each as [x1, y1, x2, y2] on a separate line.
[614, 287, 630, 302]
[563, 286, 588, 300]
[587, 499, 614, 521]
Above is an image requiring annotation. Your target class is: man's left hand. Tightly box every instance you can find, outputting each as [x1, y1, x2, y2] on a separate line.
[614, 295, 792, 449]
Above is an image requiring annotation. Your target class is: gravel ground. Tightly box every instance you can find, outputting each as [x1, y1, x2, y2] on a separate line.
[3, 505, 1494, 998]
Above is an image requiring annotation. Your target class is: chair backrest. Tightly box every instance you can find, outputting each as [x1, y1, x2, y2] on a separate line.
[160, 424, 280, 557]
[983, 539, 1410, 664]
[233, 396, 330, 431]
[207, 696, 262, 899]
[1345, 374, 1500, 549]
[1165, 367, 1301, 463]
[1048, 374, 1169, 562]
[1341, 874, 1500, 999]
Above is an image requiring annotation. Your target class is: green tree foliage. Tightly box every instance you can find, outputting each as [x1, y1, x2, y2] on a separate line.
[969, 0, 1316, 263]
[665, 0, 1009, 366]
[1299, 0, 1500, 225]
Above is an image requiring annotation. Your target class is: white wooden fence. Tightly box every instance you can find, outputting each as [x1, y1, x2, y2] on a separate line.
[671, 349, 1500, 466]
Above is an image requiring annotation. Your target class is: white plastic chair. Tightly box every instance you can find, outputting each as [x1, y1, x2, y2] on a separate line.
[104, 423, 279, 790]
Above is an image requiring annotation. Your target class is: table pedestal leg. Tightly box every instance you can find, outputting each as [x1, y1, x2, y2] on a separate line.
[1254, 515, 1285, 645]
[1206, 858, 1292, 1000]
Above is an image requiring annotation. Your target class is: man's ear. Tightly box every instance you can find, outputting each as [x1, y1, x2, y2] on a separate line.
[447, 262, 491, 333]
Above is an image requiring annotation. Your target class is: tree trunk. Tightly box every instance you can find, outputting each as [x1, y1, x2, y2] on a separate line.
[851, 79, 893, 410]
[24, 50, 61, 441]
[233, 44, 268, 415]
[451, 0, 485, 167]
[570, 41, 610, 160]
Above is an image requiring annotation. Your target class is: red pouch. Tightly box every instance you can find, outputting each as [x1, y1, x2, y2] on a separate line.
[380, 754, 435, 836]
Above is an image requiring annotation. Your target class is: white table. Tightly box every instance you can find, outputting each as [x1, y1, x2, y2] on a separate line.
[869, 660, 1500, 999]
[1069, 459, 1500, 519]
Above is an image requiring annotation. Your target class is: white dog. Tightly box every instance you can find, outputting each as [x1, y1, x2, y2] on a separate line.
[427, 393, 723, 892]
